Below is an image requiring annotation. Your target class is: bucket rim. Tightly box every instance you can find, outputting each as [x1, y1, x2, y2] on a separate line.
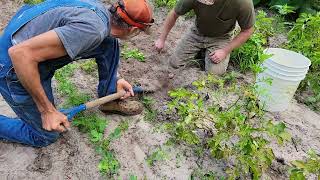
[262, 69, 306, 82]
[264, 48, 312, 69]
[263, 61, 309, 75]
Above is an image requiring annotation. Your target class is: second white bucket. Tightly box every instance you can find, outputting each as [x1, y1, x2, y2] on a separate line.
[255, 48, 311, 112]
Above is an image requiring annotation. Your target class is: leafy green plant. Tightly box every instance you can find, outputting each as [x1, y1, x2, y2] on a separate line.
[146, 148, 168, 166]
[98, 151, 120, 176]
[271, 4, 296, 15]
[96, 120, 129, 176]
[289, 149, 320, 180]
[129, 174, 138, 180]
[190, 168, 219, 180]
[80, 59, 97, 75]
[141, 96, 158, 122]
[254, 0, 317, 14]
[73, 113, 107, 137]
[231, 10, 274, 73]
[166, 73, 290, 179]
[286, 13, 320, 111]
[121, 46, 145, 62]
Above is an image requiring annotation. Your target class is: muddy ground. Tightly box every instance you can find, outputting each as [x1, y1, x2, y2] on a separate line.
[0, 1, 320, 180]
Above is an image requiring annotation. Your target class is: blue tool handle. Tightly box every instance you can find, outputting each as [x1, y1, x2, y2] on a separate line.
[60, 104, 87, 121]
[133, 86, 143, 94]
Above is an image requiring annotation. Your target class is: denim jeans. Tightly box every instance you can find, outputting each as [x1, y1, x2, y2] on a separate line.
[0, 37, 119, 147]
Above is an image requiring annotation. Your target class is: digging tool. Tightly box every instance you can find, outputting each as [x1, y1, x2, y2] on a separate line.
[60, 86, 144, 121]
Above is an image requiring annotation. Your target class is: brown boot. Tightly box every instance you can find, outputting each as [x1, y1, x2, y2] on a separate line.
[99, 99, 144, 116]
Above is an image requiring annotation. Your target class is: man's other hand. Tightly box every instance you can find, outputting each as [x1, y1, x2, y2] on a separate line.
[41, 109, 70, 133]
[155, 38, 165, 52]
[117, 78, 134, 99]
[210, 49, 228, 64]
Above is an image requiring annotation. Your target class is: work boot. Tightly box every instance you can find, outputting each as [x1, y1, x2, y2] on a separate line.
[99, 99, 144, 116]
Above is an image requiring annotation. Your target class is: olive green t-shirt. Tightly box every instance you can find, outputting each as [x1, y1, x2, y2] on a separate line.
[175, 0, 255, 37]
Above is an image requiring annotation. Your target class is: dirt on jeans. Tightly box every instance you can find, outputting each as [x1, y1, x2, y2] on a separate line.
[0, 1, 320, 180]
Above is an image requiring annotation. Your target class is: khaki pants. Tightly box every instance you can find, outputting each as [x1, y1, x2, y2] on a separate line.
[170, 25, 232, 75]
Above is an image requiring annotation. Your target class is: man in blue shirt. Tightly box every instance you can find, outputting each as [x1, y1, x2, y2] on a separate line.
[0, 0, 154, 147]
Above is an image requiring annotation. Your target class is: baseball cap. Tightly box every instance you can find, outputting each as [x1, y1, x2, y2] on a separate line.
[110, 0, 154, 30]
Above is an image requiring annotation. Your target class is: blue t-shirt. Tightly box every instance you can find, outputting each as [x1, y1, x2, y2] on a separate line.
[12, 0, 110, 60]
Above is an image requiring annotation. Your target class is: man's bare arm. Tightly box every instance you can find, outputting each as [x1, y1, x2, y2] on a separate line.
[210, 27, 254, 63]
[155, 10, 180, 51]
[223, 27, 254, 54]
[8, 30, 70, 132]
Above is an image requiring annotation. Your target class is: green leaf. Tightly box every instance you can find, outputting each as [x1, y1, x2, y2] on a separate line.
[90, 130, 103, 143]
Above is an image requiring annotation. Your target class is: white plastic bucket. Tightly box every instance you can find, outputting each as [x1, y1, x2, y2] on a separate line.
[255, 48, 311, 112]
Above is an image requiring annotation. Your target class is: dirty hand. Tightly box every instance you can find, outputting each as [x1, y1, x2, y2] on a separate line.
[41, 109, 70, 133]
[155, 38, 165, 52]
[117, 78, 134, 99]
[210, 49, 228, 64]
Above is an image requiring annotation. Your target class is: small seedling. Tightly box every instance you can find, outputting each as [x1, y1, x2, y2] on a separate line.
[121, 46, 145, 62]
[146, 148, 168, 166]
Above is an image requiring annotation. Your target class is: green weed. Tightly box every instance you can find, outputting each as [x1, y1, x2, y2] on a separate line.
[98, 151, 120, 176]
[129, 174, 138, 180]
[146, 148, 168, 166]
[97, 120, 130, 177]
[54, 63, 90, 107]
[289, 149, 320, 180]
[141, 96, 158, 122]
[80, 59, 98, 76]
[190, 168, 218, 180]
[166, 73, 290, 179]
[73, 113, 108, 143]
[121, 46, 145, 62]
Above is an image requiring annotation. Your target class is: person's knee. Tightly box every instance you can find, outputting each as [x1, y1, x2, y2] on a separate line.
[205, 55, 230, 75]
[31, 131, 60, 147]
[206, 65, 228, 75]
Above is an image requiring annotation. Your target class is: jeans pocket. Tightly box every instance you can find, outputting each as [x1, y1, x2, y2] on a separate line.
[6, 68, 34, 106]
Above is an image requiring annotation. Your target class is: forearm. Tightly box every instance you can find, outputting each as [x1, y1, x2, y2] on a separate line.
[159, 10, 179, 41]
[9, 47, 55, 113]
[223, 27, 254, 54]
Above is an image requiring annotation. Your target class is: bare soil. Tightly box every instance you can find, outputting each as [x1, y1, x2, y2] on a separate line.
[0, 1, 319, 180]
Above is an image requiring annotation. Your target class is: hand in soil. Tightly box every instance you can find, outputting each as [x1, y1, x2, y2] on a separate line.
[117, 78, 134, 99]
[155, 38, 165, 52]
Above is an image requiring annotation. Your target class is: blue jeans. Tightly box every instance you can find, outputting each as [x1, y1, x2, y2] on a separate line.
[0, 37, 119, 147]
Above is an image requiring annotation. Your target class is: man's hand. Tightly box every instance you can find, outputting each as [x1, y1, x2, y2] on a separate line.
[155, 38, 165, 52]
[41, 109, 70, 133]
[210, 49, 229, 64]
[117, 79, 134, 99]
